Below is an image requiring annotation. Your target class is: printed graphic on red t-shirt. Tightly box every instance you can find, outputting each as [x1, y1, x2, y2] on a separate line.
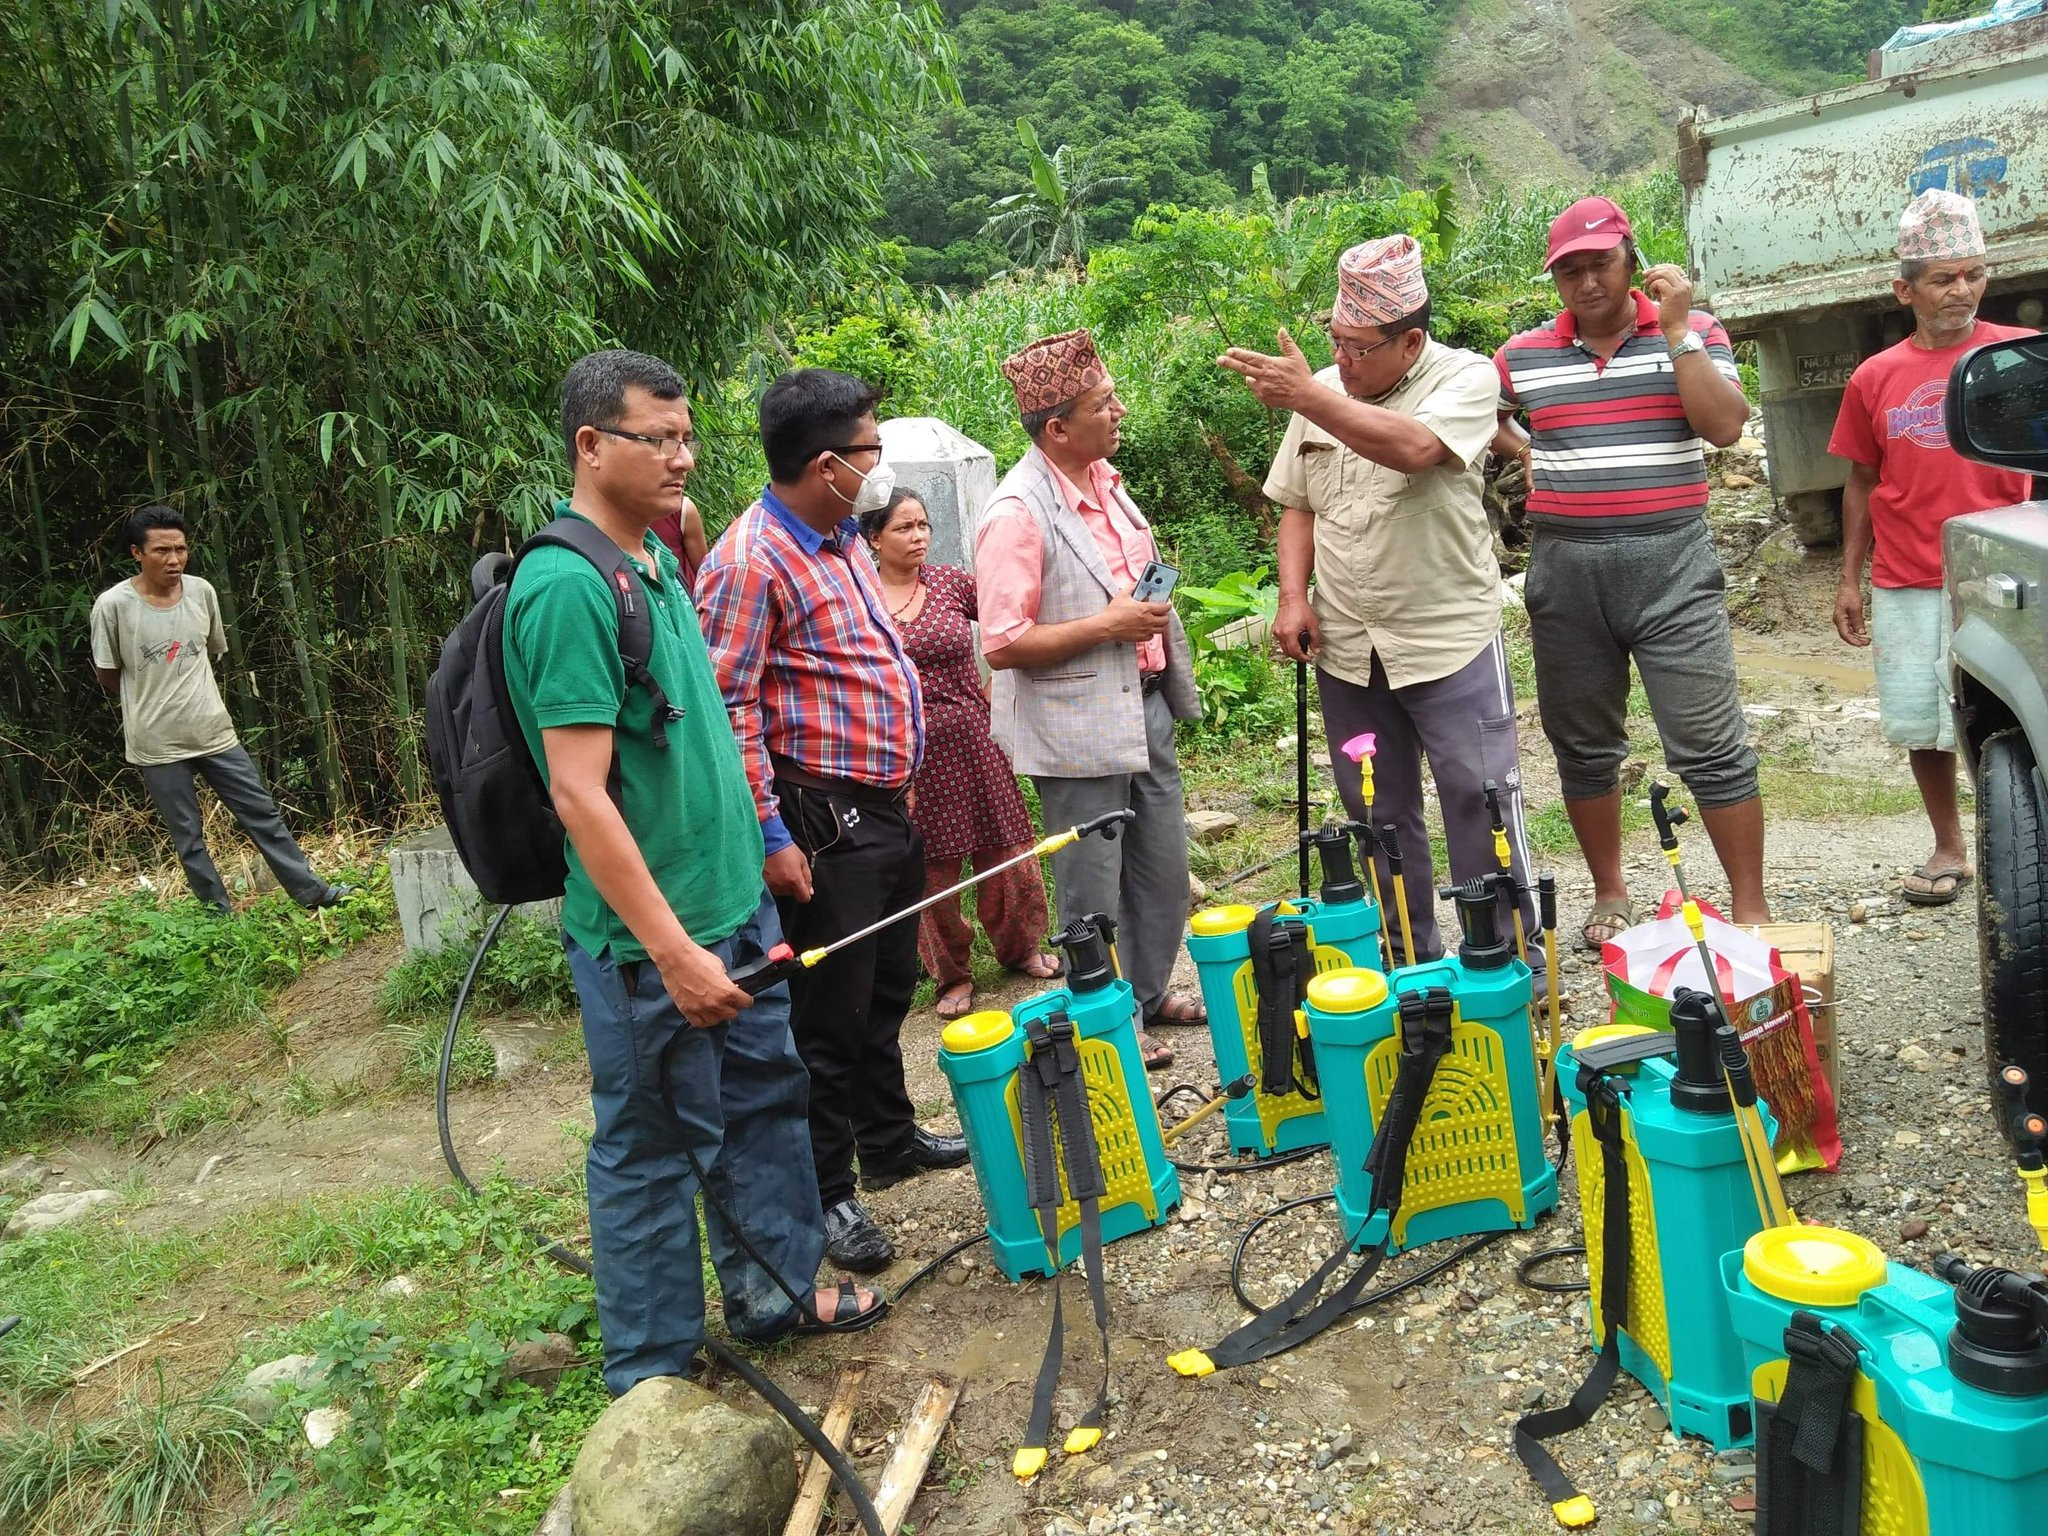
[1828, 320, 2036, 589]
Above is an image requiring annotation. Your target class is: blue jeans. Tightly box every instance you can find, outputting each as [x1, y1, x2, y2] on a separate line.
[567, 892, 825, 1395]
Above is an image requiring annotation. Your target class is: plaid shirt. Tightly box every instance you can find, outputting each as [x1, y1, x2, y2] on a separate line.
[696, 489, 924, 854]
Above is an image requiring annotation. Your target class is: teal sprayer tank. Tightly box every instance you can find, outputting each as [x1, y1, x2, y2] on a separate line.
[1184, 827, 1384, 1156]
[1556, 990, 1778, 1451]
[1303, 877, 1555, 1253]
[938, 913, 1179, 1281]
[1721, 1228, 2048, 1533]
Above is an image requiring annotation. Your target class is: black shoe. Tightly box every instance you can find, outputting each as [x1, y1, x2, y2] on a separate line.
[861, 1126, 969, 1190]
[308, 884, 358, 910]
[823, 1198, 895, 1273]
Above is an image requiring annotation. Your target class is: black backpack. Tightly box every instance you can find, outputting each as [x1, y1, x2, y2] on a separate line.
[425, 517, 683, 905]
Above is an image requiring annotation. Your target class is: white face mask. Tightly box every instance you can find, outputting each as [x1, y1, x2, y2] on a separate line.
[830, 454, 896, 515]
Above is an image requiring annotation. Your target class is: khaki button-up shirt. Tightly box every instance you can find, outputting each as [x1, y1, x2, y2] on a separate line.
[1261, 342, 1502, 691]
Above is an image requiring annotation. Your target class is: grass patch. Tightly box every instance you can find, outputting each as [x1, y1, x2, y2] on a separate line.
[0, 1221, 211, 1396]
[0, 872, 392, 1147]
[377, 913, 576, 1027]
[0, 1388, 265, 1536]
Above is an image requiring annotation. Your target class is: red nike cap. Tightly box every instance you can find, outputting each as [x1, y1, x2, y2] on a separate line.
[1544, 195, 1632, 271]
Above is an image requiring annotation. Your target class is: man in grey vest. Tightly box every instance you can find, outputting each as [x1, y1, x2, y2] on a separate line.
[1219, 236, 1537, 963]
[975, 328, 1205, 1072]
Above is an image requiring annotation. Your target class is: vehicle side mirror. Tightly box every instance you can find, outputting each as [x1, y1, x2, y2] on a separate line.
[1947, 334, 2048, 475]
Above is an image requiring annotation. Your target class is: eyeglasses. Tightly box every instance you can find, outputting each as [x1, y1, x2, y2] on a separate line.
[818, 442, 885, 460]
[1327, 330, 1398, 360]
[596, 425, 696, 457]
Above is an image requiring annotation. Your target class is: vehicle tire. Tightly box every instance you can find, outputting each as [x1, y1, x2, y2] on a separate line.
[1977, 729, 2048, 1121]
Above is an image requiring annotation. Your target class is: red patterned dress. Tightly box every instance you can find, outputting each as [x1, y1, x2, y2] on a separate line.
[894, 563, 1049, 989]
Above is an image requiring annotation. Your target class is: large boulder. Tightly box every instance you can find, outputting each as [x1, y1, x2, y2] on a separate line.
[232, 1353, 328, 1423]
[2, 1188, 117, 1241]
[571, 1376, 796, 1536]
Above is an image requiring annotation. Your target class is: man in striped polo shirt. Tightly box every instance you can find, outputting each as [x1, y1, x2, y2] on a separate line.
[1495, 196, 1769, 944]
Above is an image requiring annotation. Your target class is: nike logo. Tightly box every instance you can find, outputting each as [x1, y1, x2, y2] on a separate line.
[1585, 217, 1610, 228]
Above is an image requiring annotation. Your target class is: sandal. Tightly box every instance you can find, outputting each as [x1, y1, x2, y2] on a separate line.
[934, 981, 976, 1021]
[1014, 951, 1064, 981]
[1143, 990, 1208, 1029]
[787, 1279, 889, 1338]
[1139, 1031, 1175, 1073]
[1580, 897, 1637, 951]
[1901, 863, 1971, 907]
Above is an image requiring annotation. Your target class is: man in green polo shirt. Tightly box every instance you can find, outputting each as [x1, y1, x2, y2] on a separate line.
[505, 349, 883, 1395]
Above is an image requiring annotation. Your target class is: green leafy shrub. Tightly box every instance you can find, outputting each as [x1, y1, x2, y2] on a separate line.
[0, 874, 391, 1145]
[1177, 567, 1287, 740]
[376, 913, 577, 1027]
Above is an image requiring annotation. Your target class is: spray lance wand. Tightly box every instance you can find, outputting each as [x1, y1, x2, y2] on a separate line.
[727, 810, 1137, 994]
[1648, 781, 1794, 1229]
[1337, 733, 1397, 972]
[1483, 779, 1531, 969]
[1374, 823, 1419, 969]
[1997, 1065, 2048, 1252]
[1537, 874, 1563, 1119]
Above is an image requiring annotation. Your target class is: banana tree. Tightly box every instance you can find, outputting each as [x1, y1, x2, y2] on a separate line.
[980, 118, 1131, 272]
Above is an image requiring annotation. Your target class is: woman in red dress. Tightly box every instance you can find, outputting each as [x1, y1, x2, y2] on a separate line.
[861, 490, 1060, 1019]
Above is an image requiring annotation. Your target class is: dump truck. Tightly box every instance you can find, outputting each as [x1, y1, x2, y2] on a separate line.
[1681, 13, 2048, 544]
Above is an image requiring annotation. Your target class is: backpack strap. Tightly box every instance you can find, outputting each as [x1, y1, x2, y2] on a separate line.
[515, 518, 686, 748]
[1013, 1008, 1112, 1480]
[1167, 987, 1456, 1377]
[1247, 905, 1319, 1100]
[1755, 1312, 1865, 1536]
[1513, 1062, 1638, 1528]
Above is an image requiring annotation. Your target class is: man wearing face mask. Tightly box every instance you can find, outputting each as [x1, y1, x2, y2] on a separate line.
[1217, 235, 1536, 964]
[697, 368, 968, 1275]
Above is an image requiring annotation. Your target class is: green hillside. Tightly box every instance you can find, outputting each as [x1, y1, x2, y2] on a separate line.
[889, 0, 1929, 283]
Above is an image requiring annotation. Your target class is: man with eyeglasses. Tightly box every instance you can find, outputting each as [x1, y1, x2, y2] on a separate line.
[501, 350, 884, 1394]
[1218, 235, 1536, 963]
[697, 368, 968, 1275]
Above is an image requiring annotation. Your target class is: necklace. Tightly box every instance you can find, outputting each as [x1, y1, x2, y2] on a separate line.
[883, 572, 922, 619]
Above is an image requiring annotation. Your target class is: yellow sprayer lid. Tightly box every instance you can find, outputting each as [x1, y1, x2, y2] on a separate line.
[1189, 904, 1258, 938]
[1305, 969, 1390, 1015]
[942, 1010, 1017, 1055]
[1743, 1225, 1888, 1308]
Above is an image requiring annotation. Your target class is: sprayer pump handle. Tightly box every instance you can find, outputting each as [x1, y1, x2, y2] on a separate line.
[1538, 874, 1557, 929]
[729, 943, 803, 996]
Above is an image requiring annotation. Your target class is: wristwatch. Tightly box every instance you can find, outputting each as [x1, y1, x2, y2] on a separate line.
[1667, 331, 1706, 363]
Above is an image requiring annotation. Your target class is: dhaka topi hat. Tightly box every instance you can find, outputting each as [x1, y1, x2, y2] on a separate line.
[1897, 188, 1985, 263]
[1001, 328, 1107, 415]
[1333, 235, 1429, 328]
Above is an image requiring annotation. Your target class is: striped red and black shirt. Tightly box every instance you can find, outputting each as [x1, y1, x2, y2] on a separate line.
[1495, 291, 1741, 533]
[696, 489, 924, 856]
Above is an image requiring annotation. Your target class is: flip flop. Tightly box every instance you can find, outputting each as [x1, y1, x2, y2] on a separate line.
[1139, 1031, 1176, 1073]
[786, 1280, 889, 1338]
[1014, 951, 1065, 980]
[1901, 864, 1971, 907]
[1143, 990, 1208, 1029]
[934, 981, 976, 1021]
[1580, 897, 1637, 951]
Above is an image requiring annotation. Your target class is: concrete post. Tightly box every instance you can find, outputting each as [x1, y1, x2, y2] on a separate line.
[387, 824, 559, 953]
[878, 417, 997, 572]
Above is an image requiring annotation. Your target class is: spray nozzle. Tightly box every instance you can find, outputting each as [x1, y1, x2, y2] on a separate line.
[1538, 873, 1558, 932]
[1483, 778, 1505, 833]
[1648, 781, 1688, 852]
[1379, 824, 1405, 875]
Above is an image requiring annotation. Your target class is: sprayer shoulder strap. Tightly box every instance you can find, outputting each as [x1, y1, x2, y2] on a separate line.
[1247, 905, 1319, 1100]
[1513, 1070, 1636, 1529]
[1172, 989, 1455, 1375]
[1755, 1311, 1864, 1536]
[1015, 1012, 1112, 1474]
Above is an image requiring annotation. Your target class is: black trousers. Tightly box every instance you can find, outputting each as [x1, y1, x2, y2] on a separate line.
[773, 779, 925, 1209]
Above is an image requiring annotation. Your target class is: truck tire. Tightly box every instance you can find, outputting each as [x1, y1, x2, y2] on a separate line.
[1977, 730, 2048, 1120]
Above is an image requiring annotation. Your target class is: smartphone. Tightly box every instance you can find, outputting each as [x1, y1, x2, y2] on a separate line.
[1133, 559, 1180, 603]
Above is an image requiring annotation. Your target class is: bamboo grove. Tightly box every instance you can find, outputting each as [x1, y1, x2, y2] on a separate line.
[0, 0, 953, 869]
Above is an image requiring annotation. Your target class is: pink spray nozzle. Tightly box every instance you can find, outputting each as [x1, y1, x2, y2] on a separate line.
[1340, 732, 1376, 764]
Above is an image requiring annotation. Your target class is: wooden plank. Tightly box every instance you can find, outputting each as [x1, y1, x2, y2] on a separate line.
[71, 1311, 205, 1384]
[782, 1364, 867, 1536]
[872, 1377, 961, 1536]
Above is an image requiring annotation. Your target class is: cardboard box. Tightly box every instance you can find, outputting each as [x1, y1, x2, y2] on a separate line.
[1751, 922, 1837, 1101]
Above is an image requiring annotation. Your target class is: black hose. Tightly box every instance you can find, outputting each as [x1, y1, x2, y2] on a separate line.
[1227, 1190, 1507, 1317]
[889, 1231, 990, 1302]
[1171, 1143, 1326, 1176]
[438, 907, 886, 1536]
[1517, 1245, 1589, 1294]
[0, 1316, 19, 1341]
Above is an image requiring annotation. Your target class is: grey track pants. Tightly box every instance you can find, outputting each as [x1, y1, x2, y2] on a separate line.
[138, 745, 328, 913]
[1524, 519, 1758, 809]
[1318, 634, 1537, 964]
[1032, 689, 1190, 1021]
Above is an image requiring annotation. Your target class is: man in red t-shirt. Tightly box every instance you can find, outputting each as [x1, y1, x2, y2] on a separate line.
[1829, 188, 2035, 906]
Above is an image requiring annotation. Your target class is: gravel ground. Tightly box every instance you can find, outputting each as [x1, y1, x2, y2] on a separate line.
[779, 804, 2034, 1536]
